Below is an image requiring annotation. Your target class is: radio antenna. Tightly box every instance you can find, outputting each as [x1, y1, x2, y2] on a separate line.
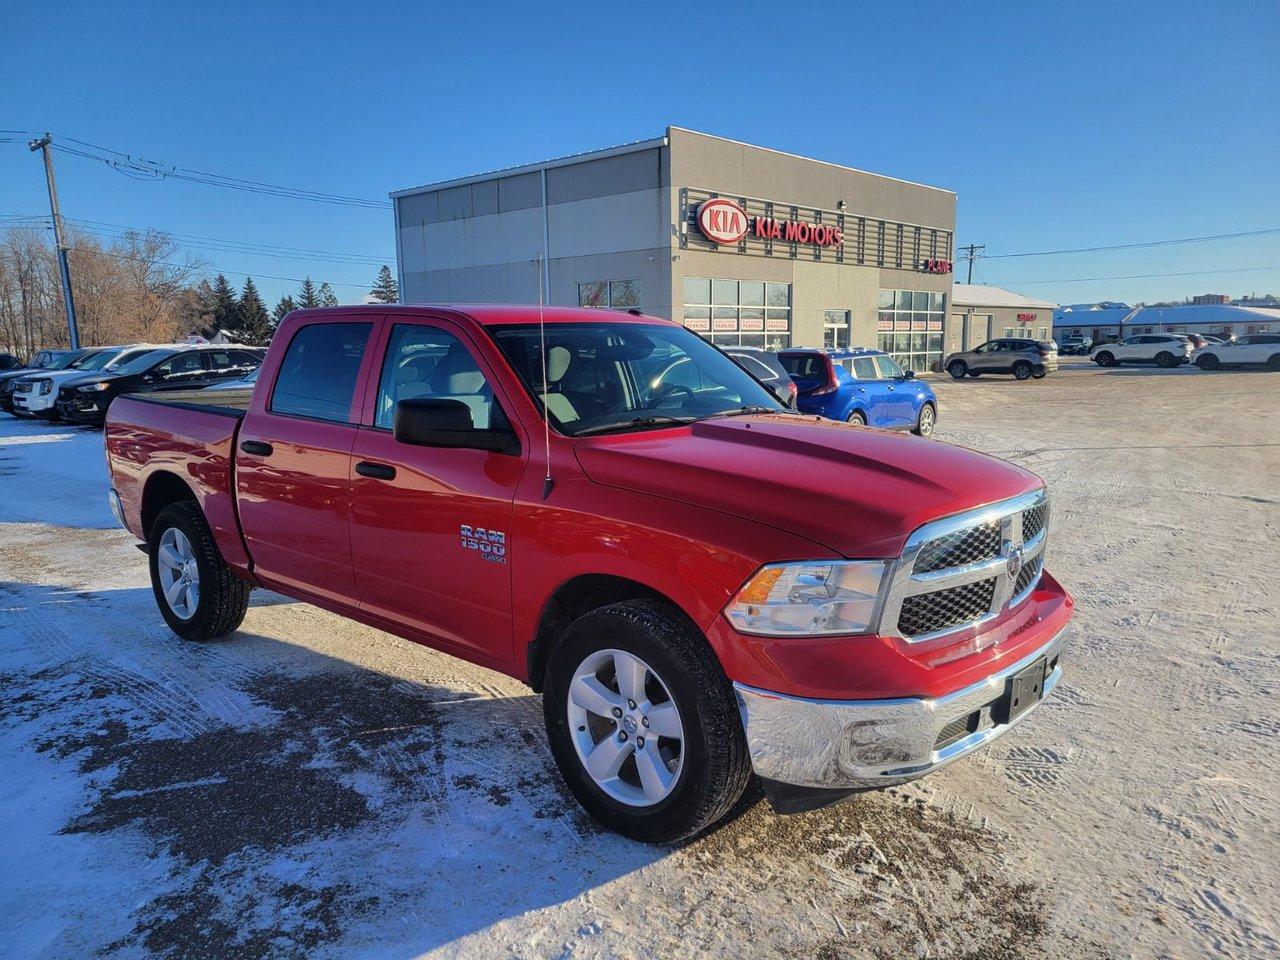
[537, 253, 554, 500]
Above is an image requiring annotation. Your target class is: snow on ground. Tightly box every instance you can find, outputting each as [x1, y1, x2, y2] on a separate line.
[0, 362, 1277, 959]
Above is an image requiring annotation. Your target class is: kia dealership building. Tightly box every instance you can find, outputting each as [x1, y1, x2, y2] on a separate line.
[393, 127, 957, 372]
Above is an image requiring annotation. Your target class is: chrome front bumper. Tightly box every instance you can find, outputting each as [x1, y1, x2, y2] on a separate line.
[733, 627, 1068, 794]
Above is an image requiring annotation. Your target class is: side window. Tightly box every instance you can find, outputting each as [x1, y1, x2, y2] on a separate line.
[851, 357, 877, 379]
[271, 322, 372, 423]
[734, 355, 777, 381]
[152, 352, 205, 379]
[873, 355, 904, 379]
[375, 324, 493, 430]
[230, 350, 262, 371]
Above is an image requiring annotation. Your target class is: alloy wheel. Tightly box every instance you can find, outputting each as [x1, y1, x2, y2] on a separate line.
[156, 526, 200, 620]
[567, 648, 684, 807]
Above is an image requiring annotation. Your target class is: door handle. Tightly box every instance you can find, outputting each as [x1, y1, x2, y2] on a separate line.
[240, 440, 273, 457]
[355, 461, 397, 481]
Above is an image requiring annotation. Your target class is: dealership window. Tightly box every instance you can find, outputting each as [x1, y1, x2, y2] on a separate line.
[824, 310, 851, 349]
[683, 277, 791, 350]
[578, 279, 642, 311]
[876, 290, 945, 373]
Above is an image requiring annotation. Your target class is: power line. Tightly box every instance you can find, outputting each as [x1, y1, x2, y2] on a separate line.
[27, 133, 391, 209]
[986, 264, 1280, 286]
[982, 228, 1280, 259]
[91, 247, 373, 290]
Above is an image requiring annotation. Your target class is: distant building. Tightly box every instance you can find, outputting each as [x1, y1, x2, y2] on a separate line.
[1191, 294, 1229, 305]
[949, 284, 1057, 349]
[1055, 302, 1280, 340]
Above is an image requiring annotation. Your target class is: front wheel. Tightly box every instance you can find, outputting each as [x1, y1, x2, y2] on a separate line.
[542, 600, 752, 844]
[1196, 354, 1220, 371]
[1032, 368, 1047, 379]
[1013, 361, 1033, 380]
[913, 402, 936, 437]
[1094, 351, 1115, 367]
[947, 360, 967, 379]
[149, 502, 251, 641]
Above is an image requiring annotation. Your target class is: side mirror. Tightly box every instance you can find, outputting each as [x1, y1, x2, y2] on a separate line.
[901, 370, 916, 380]
[393, 398, 520, 455]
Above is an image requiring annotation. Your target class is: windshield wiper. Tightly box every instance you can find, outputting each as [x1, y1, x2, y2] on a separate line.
[574, 415, 700, 437]
[708, 404, 795, 418]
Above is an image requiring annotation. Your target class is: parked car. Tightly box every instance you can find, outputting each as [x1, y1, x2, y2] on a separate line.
[778, 347, 938, 436]
[944, 338, 1058, 380]
[1201, 333, 1235, 345]
[1, 349, 86, 414]
[1193, 333, 1280, 371]
[1058, 335, 1093, 356]
[12, 345, 159, 420]
[1090, 334, 1192, 368]
[204, 366, 260, 390]
[56, 345, 263, 425]
[105, 305, 1072, 841]
[721, 346, 797, 408]
[1181, 333, 1209, 350]
[0, 353, 23, 370]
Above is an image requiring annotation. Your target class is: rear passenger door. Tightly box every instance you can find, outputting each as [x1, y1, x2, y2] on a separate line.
[871, 355, 915, 427]
[236, 318, 378, 606]
[348, 317, 525, 666]
[848, 356, 888, 425]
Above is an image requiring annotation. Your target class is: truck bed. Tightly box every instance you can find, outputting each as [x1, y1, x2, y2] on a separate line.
[120, 387, 253, 418]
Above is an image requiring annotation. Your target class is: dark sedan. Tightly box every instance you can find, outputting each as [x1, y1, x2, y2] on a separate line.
[721, 345, 799, 408]
[55, 346, 263, 425]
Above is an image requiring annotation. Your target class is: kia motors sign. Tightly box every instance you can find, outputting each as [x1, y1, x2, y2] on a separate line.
[696, 198, 748, 245]
[753, 217, 842, 247]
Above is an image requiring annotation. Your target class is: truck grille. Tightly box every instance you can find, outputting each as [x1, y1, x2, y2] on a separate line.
[883, 490, 1050, 642]
[14, 381, 34, 393]
[913, 520, 1001, 574]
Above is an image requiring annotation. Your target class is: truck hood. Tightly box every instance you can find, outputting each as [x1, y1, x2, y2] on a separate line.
[574, 414, 1043, 558]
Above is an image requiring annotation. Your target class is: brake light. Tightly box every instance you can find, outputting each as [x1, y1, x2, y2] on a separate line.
[787, 380, 797, 397]
[1037, 346, 1052, 357]
[810, 356, 839, 395]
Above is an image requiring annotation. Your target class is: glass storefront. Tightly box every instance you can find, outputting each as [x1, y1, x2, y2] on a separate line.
[823, 310, 851, 349]
[876, 289, 946, 373]
[683, 278, 791, 350]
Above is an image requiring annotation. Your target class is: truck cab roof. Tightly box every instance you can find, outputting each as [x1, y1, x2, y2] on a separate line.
[286, 304, 679, 328]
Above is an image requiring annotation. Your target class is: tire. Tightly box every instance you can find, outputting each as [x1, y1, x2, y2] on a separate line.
[1032, 368, 1047, 379]
[1013, 361, 1033, 380]
[1196, 354, 1220, 371]
[847, 410, 867, 426]
[1268, 354, 1280, 372]
[148, 502, 251, 642]
[542, 599, 752, 844]
[1155, 351, 1176, 368]
[947, 360, 967, 379]
[1095, 351, 1115, 367]
[967, 371, 981, 378]
[913, 402, 936, 437]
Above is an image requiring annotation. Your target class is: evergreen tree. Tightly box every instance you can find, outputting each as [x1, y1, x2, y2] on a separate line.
[236, 277, 273, 345]
[318, 282, 339, 307]
[297, 277, 320, 309]
[273, 295, 297, 323]
[370, 265, 399, 304]
[210, 274, 239, 337]
[190, 279, 219, 338]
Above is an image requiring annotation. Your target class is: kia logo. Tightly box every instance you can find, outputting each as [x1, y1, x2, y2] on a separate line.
[696, 198, 748, 245]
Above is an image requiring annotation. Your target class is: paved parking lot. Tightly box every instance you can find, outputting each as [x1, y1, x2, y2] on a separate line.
[1, 360, 1277, 959]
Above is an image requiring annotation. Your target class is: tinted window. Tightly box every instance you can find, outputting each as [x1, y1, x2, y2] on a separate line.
[731, 354, 778, 381]
[111, 349, 173, 376]
[851, 357, 877, 379]
[271, 322, 372, 422]
[1255, 334, 1280, 345]
[0, 354, 19, 370]
[151, 351, 205, 378]
[873, 355, 904, 378]
[780, 354, 826, 378]
[375, 324, 493, 430]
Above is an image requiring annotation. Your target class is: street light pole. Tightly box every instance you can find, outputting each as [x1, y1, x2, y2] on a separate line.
[28, 134, 80, 349]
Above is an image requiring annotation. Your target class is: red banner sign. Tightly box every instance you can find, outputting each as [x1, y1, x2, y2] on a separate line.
[1017, 312, 1036, 322]
[922, 258, 953, 274]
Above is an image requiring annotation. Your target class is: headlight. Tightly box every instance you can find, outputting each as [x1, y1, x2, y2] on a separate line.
[83, 382, 111, 392]
[37, 380, 52, 395]
[725, 560, 890, 636]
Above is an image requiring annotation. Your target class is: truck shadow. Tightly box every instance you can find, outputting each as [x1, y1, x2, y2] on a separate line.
[1, 579, 1054, 960]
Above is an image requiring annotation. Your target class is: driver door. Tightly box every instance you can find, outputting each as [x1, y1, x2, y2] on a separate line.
[348, 317, 525, 665]
[141, 351, 211, 392]
[972, 341, 1001, 372]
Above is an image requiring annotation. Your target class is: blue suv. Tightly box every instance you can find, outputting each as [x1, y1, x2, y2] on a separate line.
[779, 347, 938, 437]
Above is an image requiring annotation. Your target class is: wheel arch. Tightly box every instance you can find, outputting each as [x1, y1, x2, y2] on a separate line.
[140, 470, 199, 542]
[526, 574, 692, 693]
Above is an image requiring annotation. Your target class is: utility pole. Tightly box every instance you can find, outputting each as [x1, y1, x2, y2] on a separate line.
[958, 243, 985, 285]
[28, 134, 80, 348]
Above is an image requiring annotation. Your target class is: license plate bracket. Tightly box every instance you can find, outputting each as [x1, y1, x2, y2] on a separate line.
[1001, 658, 1047, 725]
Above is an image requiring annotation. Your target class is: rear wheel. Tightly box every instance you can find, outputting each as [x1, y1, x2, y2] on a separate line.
[847, 410, 867, 426]
[1032, 367, 1047, 379]
[1095, 351, 1115, 367]
[149, 502, 251, 642]
[1013, 361, 1033, 380]
[1196, 354, 1221, 371]
[947, 360, 967, 379]
[913, 402, 936, 437]
[1268, 354, 1280, 371]
[542, 600, 752, 844]
[1155, 351, 1177, 368]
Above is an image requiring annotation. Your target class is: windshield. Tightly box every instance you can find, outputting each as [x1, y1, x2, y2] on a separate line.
[490, 322, 783, 436]
[68, 350, 110, 370]
[106, 349, 176, 376]
[43, 352, 83, 370]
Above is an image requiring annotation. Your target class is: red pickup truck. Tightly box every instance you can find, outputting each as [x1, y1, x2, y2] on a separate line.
[105, 305, 1073, 842]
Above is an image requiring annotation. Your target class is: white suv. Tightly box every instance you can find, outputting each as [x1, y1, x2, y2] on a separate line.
[1193, 333, 1280, 371]
[1091, 334, 1193, 368]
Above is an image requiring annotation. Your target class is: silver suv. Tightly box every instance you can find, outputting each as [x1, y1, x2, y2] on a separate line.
[945, 338, 1058, 381]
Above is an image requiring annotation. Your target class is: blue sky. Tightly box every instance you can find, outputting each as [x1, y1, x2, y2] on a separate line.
[3, 0, 1277, 308]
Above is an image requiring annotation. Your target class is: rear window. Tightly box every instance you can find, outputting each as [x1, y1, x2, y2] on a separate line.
[780, 354, 825, 378]
[271, 322, 372, 422]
